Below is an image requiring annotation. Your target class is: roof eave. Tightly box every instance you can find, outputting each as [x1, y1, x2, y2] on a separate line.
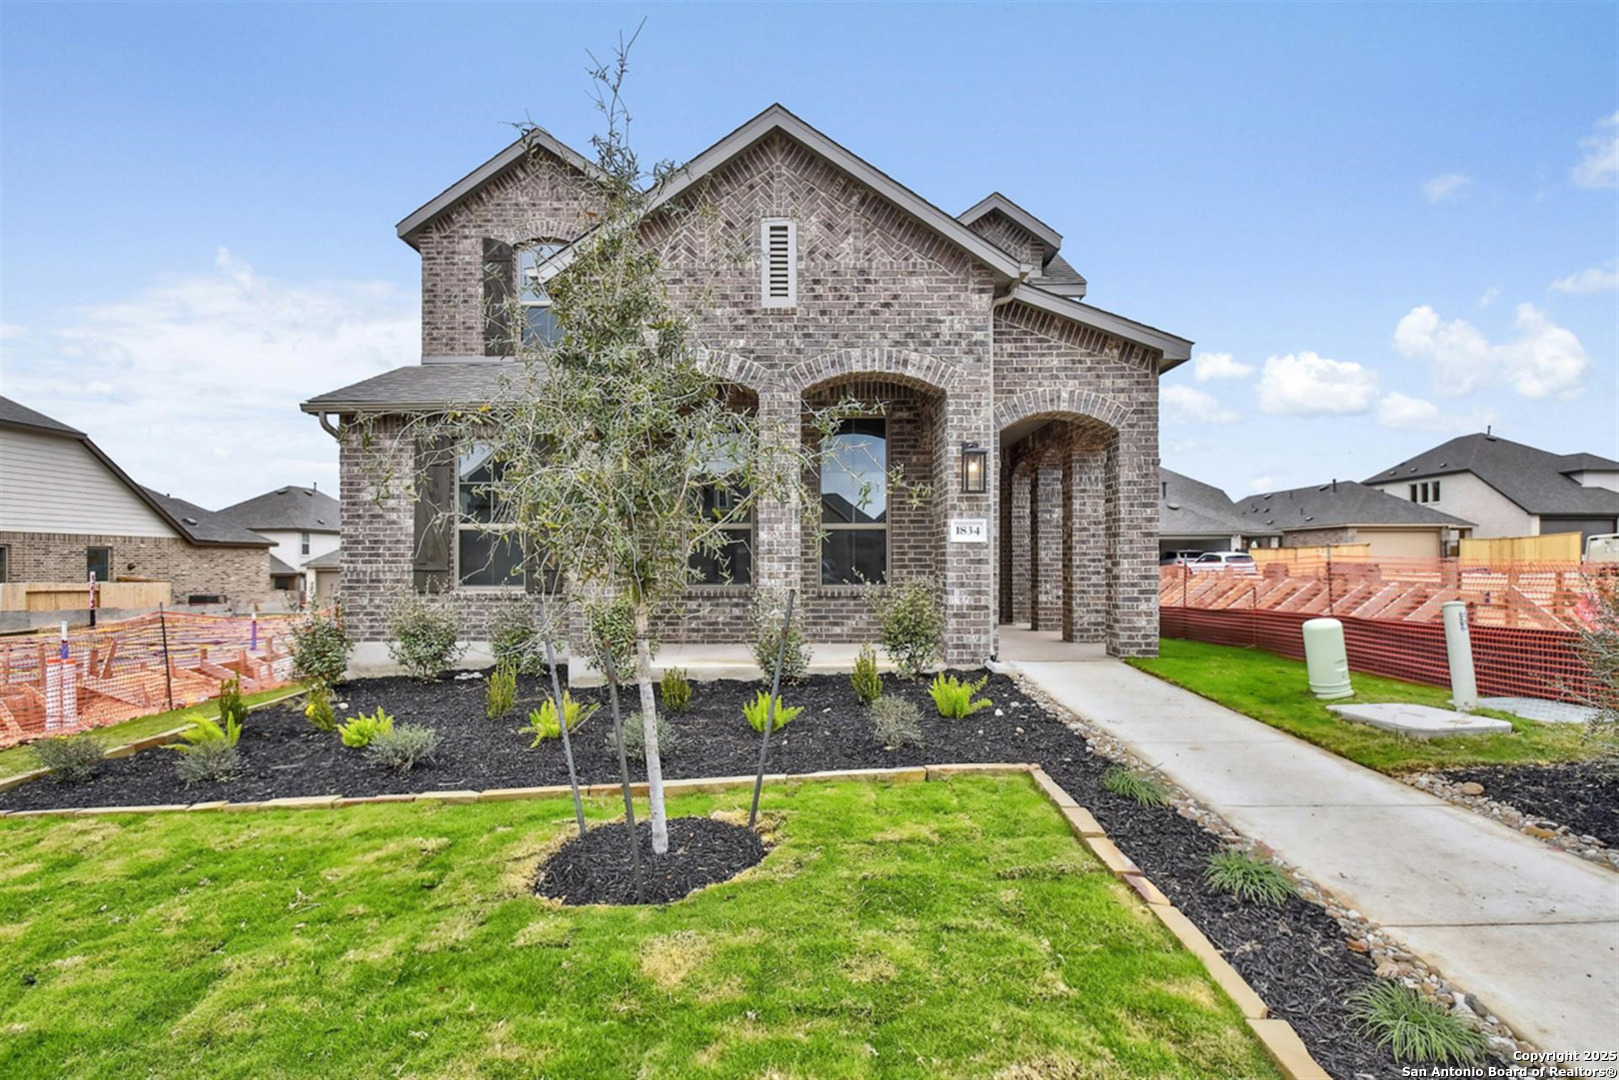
[1010, 284, 1193, 368]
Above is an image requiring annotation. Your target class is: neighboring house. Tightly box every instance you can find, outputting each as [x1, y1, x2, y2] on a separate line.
[217, 485, 342, 599]
[303, 546, 342, 604]
[0, 396, 274, 606]
[1366, 433, 1619, 542]
[1157, 468, 1279, 557]
[302, 104, 1192, 671]
[1235, 480, 1473, 559]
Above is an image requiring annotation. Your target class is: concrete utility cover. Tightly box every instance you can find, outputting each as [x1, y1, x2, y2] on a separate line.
[1478, 696, 1596, 725]
[1328, 703, 1514, 739]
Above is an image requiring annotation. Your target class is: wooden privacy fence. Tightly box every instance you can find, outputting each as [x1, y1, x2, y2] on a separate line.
[1159, 556, 1599, 701]
[0, 581, 172, 612]
[0, 611, 298, 749]
[1458, 532, 1583, 565]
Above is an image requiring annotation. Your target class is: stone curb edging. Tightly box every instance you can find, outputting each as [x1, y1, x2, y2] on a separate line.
[0, 759, 1328, 1078]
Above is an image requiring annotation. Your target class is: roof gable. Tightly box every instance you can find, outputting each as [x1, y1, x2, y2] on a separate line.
[1238, 481, 1474, 531]
[958, 192, 1063, 259]
[1161, 468, 1278, 538]
[1367, 434, 1619, 516]
[217, 485, 341, 533]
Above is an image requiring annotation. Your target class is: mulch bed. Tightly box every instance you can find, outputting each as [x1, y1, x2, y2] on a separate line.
[537, 816, 767, 906]
[3, 668, 1452, 1078]
[1442, 760, 1619, 848]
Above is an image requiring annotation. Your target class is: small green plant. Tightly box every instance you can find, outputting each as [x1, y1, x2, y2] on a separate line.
[217, 676, 248, 730]
[1102, 765, 1169, 807]
[385, 592, 465, 681]
[608, 709, 676, 760]
[749, 589, 811, 684]
[289, 606, 352, 685]
[660, 667, 693, 713]
[1204, 849, 1297, 905]
[339, 708, 395, 749]
[871, 696, 923, 748]
[489, 603, 549, 676]
[1349, 981, 1487, 1064]
[743, 690, 803, 733]
[31, 733, 106, 784]
[583, 594, 645, 685]
[303, 684, 337, 732]
[486, 660, 518, 720]
[367, 723, 442, 773]
[167, 714, 242, 783]
[872, 578, 943, 678]
[850, 644, 883, 705]
[528, 693, 599, 746]
[928, 673, 992, 719]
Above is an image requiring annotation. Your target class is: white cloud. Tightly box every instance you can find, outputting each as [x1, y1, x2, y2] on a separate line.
[1248, 475, 1275, 494]
[1163, 384, 1238, 424]
[1572, 112, 1619, 190]
[1550, 261, 1619, 294]
[1256, 352, 1379, 416]
[1393, 303, 1589, 400]
[1476, 286, 1500, 309]
[1423, 173, 1473, 203]
[2, 248, 417, 507]
[1191, 351, 1254, 381]
[1375, 391, 1493, 433]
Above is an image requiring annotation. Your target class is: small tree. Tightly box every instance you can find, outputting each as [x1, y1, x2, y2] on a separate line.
[1576, 574, 1619, 757]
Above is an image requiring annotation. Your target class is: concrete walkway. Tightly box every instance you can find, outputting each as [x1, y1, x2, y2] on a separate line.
[1013, 658, 1619, 1056]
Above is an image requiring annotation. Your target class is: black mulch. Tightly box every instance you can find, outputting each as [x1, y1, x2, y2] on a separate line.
[537, 816, 767, 906]
[3, 668, 1484, 1078]
[1442, 760, 1619, 848]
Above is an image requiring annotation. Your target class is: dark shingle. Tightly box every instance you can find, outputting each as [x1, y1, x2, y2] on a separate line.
[142, 488, 274, 547]
[1366, 434, 1619, 516]
[217, 485, 341, 533]
[1237, 481, 1474, 530]
[0, 396, 84, 436]
[301, 363, 511, 411]
[1161, 468, 1278, 539]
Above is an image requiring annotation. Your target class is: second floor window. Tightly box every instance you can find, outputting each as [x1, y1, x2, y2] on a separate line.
[300, 531, 310, 556]
[517, 241, 565, 347]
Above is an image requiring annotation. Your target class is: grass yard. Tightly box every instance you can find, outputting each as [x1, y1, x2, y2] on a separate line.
[0, 684, 306, 783]
[0, 774, 1279, 1079]
[1129, 639, 1592, 774]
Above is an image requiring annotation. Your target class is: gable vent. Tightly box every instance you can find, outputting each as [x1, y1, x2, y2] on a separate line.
[760, 218, 797, 308]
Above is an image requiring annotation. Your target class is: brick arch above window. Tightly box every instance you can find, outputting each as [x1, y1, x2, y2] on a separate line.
[693, 350, 773, 393]
[785, 348, 962, 396]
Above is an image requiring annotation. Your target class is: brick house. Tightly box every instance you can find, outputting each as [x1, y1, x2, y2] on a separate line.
[302, 106, 1192, 673]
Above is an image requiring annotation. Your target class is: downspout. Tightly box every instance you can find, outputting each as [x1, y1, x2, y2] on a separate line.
[316, 413, 342, 439]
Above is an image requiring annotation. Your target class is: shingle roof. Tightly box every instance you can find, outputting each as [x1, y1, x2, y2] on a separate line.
[1161, 468, 1279, 539]
[1366, 434, 1619, 517]
[217, 485, 341, 533]
[1031, 253, 1087, 297]
[269, 554, 300, 576]
[304, 546, 343, 570]
[1236, 481, 1474, 531]
[302, 362, 511, 412]
[0, 396, 84, 436]
[141, 489, 275, 547]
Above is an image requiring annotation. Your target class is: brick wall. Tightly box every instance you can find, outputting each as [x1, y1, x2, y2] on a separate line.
[0, 530, 272, 608]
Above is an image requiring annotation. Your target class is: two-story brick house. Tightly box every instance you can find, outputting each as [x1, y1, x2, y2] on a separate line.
[302, 105, 1192, 673]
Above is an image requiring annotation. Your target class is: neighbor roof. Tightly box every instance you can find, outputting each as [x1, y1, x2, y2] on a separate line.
[1367, 434, 1619, 518]
[304, 546, 343, 571]
[218, 485, 341, 533]
[1161, 468, 1279, 539]
[1237, 481, 1474, 531]
[269, 554, 300, 576]
[0, 395, 85, 437]
[142, 489, 275, 548]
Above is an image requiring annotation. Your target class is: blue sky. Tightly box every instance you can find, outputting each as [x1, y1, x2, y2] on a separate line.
[2, 2, 1614, 508]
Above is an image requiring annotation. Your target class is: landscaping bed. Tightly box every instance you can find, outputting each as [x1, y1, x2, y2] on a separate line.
[1440, 761, 1619, 849]
[2, 667, 1452, 1078]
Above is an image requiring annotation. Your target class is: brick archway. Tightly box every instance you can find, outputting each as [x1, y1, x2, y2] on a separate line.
[785, 347, 961, 396]
[994, 387, 1129, 436]
[694, 349, 772, 393]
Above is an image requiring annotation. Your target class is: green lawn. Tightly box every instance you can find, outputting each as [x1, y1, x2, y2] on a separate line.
[1129, 639, 1592, 774]
[0, 684, 305, 782]
[0, 775, 1279, 1079]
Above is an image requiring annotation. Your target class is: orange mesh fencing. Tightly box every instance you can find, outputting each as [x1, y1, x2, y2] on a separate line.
[0, 611, 299, 749]
[1159, 557, 1602, 702]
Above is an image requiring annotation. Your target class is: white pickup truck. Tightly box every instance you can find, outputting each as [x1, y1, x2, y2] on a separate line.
[1586, 534, 1619, 564]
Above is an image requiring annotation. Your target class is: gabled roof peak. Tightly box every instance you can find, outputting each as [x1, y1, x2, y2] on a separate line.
[958, 191, 1063, 255]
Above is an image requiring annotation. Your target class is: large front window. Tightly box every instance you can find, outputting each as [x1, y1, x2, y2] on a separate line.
[820, 417, 887, 585]
[516, 241, 565, 347]
[690, 481, 753, 586]
[457, 445, 526, 588]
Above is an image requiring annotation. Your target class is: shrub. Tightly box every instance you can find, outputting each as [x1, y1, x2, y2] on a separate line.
[168, 714, 242, 784]
[1349, 982, 1487, 1064]
[32, 733, 105, 784]
[289, 607, 352, 685]
[1204, 850, 1297, 905]
[385, 592, 464, 681]
[872, 578, 942, 678]
[583, 594, 643, 684]
[850, 644, 883, 705]
[339, 708, 394, 749]
[367, 723, 442, 773]
[489, 603, 550, 676]
[871, 696, 924, 748]
[748, 589, 810, 684]
[217, 676, 248, 730]
[608, 709, 676, 760]
[1102, 765, 1169, 807]
[928, 673, 992, 719]
[486, 661, 518, 720]
[528, 692, 598, 746]
[660, 667, 693, 713]
[303, 684, 337, 732]
[743, 690, 803, 733]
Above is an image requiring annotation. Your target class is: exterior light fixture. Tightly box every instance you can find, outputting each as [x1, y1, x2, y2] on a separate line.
[960, 442, 988, 495]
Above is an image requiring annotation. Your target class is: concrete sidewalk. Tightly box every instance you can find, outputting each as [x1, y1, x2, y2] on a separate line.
[1014, 659, 1619, 1056]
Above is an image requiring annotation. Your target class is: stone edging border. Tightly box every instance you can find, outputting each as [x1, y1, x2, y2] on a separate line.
[0, 686, 309, 794]
[1405, 771, 1617, 873]
[0, 760, 1328, 1079]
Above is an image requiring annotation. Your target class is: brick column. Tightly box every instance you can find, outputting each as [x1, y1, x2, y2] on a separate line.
[939, 387, 994, 666]
[1061, 440, 1108, 643]
[1009, 467, 1032, 625]
[754, 388, 802, 595]
[1033, 464, 1064, 631]
[338, 416, 415, 644]
[1105, 415, 1160, 657]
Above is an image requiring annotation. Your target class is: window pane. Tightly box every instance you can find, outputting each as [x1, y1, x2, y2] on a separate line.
[821, 530, 886, 585]
[522, 304, 561, 347]
[690, 528, 752, 585]
[459, 445, 501, 522]
[458, 530, 526, 587]
[822, 418, 887, 524]
[697, 481, 751, 522]
[86, 547, 111, 582]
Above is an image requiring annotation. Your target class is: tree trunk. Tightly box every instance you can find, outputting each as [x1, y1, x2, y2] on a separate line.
[633, 602, 668, 854]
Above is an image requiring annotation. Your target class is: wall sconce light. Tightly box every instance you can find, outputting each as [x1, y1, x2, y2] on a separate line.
[960, 442, 988, 495]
